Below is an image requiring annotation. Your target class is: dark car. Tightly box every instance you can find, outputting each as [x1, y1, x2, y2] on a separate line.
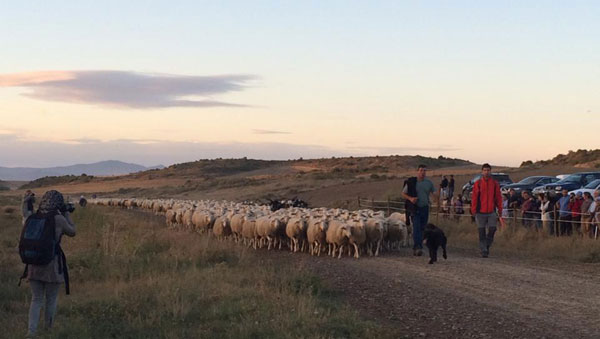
[462, 173, 513, 203]
[534, 172, 600, 196]
[500, 176, 559, 195]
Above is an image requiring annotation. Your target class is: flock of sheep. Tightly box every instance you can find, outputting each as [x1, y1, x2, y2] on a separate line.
[90, 198, 411, 259]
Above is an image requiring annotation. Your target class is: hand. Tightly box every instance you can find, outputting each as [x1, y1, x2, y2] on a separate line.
[410, 197, 418, 204]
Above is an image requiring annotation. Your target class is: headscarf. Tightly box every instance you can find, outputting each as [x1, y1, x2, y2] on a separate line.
[37, 190, 65, 214]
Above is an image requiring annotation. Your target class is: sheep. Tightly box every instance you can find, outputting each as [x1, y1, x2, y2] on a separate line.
[365, 217, 385, 256]
[348, 218, 367, 259]
[285, 217, 308, 252]
[306, 217, 329, 256]
[386, 217, 409, 250]
[326, 219, 352, 259]
[241, 216, 258, 249]
[255, 215, 285, 250]
[192, 210, 216, 233]
[213, 215, 232, 240]
[230, 213, 246, 243]
[165, 209, 176, 227]
[182, 208, 195, 230]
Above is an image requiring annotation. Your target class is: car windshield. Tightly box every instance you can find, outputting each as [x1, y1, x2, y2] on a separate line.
[517, 177, 541, 185]
[584, 179, 600, 189]
[558, 174, 582, 183]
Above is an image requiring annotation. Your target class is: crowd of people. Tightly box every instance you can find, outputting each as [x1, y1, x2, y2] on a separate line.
[501, 188, 600, 237]
[435, 175, 600, 238]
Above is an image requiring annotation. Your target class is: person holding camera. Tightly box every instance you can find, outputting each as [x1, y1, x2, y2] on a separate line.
[22, 190, 76, 338]
[21, 190, 36, 223]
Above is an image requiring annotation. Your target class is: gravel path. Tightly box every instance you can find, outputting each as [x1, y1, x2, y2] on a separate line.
[277, 248, 600, 338]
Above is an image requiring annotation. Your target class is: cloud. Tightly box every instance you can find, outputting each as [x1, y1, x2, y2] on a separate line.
[252, 129, 291, 135]
[0, 70, 257, 108]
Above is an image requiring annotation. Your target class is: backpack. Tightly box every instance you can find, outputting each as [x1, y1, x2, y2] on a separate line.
[19, 212, 59, 265]
[18, 212, 70, 294]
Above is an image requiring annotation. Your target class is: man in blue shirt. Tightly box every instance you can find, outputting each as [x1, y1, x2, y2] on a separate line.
[402, 164, 436, 256]
[556, 189, 571, 236]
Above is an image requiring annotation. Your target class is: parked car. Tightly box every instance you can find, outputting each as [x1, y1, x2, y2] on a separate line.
[462, 173, 513, 203]
[501, 176, 559, 195]
[535, 172, 600, 196]
[569, 179, 600, 196]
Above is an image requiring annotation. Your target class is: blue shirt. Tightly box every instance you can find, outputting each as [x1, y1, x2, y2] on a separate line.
[558, 196, 570, 217]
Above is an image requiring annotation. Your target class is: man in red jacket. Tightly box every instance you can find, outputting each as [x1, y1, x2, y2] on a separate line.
[471, 163, 503, 258]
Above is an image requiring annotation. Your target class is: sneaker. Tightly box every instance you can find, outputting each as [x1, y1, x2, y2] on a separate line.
[481, 251, 488, 258]
[416, 249, 423, 256]
[413, 249, 418, 256]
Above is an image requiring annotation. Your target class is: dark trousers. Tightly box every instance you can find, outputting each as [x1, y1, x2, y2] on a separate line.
[559, 215, 572, 236]
[410, 205, 429, 250]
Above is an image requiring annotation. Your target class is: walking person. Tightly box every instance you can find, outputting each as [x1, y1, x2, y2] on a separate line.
[21, 190, 76, 338]
[470, 163, 503, 258]
[402, 164, 436, 256]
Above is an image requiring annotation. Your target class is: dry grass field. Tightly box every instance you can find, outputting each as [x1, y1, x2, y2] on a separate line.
[2, 154, 600, 338]
[0, 196, 393, 338]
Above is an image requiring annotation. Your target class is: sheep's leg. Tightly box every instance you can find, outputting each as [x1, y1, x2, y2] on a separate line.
[353, 243, 360, 259]
[375, 240, 381, 256]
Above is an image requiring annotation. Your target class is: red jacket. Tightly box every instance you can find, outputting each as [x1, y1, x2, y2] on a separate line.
[471, 177, 503, 215]
[570, 199, 583, 218]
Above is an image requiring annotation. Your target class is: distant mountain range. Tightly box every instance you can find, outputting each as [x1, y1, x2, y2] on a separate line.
[0, 160, 165, 181]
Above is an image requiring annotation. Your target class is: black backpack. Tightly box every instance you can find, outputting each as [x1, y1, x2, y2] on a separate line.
[19, 212, 59, 265]
[18, 212, 70, 294]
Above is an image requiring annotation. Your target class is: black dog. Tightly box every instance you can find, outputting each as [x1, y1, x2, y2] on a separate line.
[423, 223, 447, 264]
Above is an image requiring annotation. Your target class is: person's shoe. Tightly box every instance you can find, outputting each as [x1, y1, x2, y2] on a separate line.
[481, 251, 488, 258]
[413, 249, 418, 256]
[416, 249, 423, 256]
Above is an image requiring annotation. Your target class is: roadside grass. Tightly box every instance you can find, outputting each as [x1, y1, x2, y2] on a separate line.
[0, 198, 391, 339]
[437, 215, 600, 263]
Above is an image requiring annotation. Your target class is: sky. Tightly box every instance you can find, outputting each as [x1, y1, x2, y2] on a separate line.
[0, 1, 598, 168]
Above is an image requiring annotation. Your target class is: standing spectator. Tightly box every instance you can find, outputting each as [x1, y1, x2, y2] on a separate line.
[508, 188, 522, 218]
[556, 189, 572, 236]
[570, 192, 584, 235]
[520, 191, 537, 228]
[471, 163, 503, 258]
[540, 193, 553, 235]
[590, 190, 600, 237]
[448, 175, 455, 198]
[402, 164, 436, 256]
[440, 175, 449, 200]
[452, 194, 465, 221]
[21, 190, 36, 224]
[501, 194, 510, 219]
[580, 192, 593, 238]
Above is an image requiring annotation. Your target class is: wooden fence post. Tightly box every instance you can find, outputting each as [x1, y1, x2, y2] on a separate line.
[554, 205, 559, 237]
[387, 196, 391, 216]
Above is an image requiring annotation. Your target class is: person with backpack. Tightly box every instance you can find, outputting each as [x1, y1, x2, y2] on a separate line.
[402, 164, 436, 256]
[470, 163, 503, 258]
[19, 190, 76, 337]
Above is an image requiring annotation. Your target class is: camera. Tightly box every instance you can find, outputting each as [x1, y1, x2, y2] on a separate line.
[60, 202, 76, 213]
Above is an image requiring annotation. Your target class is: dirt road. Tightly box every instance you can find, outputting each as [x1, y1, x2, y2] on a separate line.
[271, 248, 600, 338]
